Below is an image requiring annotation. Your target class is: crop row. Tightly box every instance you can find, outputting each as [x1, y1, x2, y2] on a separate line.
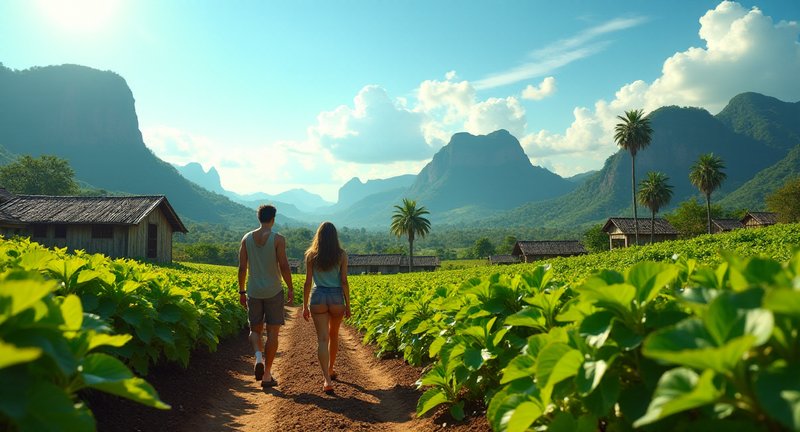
[347, 223, 800, 430]
[0, 237, 247, 431]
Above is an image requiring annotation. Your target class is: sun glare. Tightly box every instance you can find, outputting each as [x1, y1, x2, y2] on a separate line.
[35, 0, 122, 34]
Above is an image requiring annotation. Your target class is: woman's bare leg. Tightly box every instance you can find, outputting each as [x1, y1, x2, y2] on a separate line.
[310, 304, 333, 387]
[327, 305, 346, 376]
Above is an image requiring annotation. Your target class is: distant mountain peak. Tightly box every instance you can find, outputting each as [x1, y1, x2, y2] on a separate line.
[405, 130, 573, 211]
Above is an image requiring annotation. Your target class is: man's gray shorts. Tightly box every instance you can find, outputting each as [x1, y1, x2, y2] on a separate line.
[247, 291, 285, 326]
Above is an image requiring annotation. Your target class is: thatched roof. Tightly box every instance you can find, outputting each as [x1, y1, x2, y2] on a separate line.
[0, 195, 188, 233]
[602, 218, 678, 235]
[513, 241, 586, 257]
[0, 188, 15, 204]
[347, 254, 440, 267]
[741, 212, 778, 226]
[402, 255, 440, 267]
[712, 218, 743, 231]
[489, 255, 520, 265]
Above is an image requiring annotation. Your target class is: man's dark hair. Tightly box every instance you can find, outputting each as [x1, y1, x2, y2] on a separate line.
[257, 205, 277, 223]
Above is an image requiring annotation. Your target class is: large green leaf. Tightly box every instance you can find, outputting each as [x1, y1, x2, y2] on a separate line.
[87, 333, 132, 352]
[548, 412, 598, 432]
[754, 365, 800, 431]
[504, 308, 546, 329]
[627, 262, 679, 306]
[536, 343, 583, 404]
[501, 354, 536, 385]
[91, 377, 170, 409]
[17, 381, 95, 432]
[703, 291, 773, 346]
[59, 294, 83, 331]
[0, 341, 42, 369]
[416, 388, 449, 416]
[634, 368, 723, 427]
[763, 289, 800, 318]
[0, 280, 55, 323]
[579, 310, 615, 348]
[507, 401, 543, 432]
[643, 318, 755, 374]
[578, 283, 636, 319]
[81, 353, 133, 386]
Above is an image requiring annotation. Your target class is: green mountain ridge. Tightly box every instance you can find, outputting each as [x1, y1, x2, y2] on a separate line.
[472, 96, 797, 229]
[0, 64, 298, 229]
[718, 144, 800, 211]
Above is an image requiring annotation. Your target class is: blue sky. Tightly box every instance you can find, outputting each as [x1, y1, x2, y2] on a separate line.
[1, 0, 799, 202]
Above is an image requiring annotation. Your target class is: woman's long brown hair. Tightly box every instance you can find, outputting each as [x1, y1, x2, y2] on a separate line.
[305, 221, 343, 271]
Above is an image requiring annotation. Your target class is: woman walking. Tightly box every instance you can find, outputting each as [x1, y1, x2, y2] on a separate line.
[302, 221, 351, 394]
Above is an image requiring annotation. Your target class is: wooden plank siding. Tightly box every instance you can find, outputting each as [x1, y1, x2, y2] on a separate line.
[128, 208, 173, 263]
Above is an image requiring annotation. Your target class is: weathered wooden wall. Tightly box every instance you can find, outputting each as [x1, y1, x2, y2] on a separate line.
[128, 208, 173, 263]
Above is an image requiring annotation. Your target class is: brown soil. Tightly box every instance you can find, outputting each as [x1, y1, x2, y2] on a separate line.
[91, 306, 490, 431]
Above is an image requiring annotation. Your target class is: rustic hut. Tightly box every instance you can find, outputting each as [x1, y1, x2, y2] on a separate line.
[0, 194, 187, 263]
[741, 212, 778, 228]
[602, 218, 678, 249]
[512, 241, 587, 262]
[287, 258, 301, 274]
[400, 255, 440, 272]
[488, 255, 521, 265]
[711, 218, 743, 233]
[347, 254, 440, 275]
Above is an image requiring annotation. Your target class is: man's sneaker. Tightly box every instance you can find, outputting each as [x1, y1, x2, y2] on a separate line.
[254, 361, 264, 381]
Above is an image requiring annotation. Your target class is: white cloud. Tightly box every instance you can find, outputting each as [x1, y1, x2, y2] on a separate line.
[465, 97, 527, 138]
[524, 1, 800, 167]
[474, 16, 646, 90]
[522, 76, 557, 100]
[309, 85, 432, 163]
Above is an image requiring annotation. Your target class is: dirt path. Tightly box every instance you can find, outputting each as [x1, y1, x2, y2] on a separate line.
[92, 306, 489, 431]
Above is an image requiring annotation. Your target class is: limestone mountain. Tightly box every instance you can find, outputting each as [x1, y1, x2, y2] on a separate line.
[174, 162, 226, 195]
[0, 64, 293, 228]
[405, 130, 575, 212]
[335, 175, 416, 210]
[478, 98, 792, 229]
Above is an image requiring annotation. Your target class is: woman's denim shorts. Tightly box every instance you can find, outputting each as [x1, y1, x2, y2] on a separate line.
[309, 286, 345, 306]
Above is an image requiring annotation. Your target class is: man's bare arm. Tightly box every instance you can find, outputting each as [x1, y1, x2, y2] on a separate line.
[275, 235, 294, 303]
[237, 239, 248, 306]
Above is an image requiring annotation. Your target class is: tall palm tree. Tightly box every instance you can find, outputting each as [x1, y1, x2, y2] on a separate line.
[689, 153, 726, 234]
[390, 198, 431, 272]
[614, 109, 654, 246]
[638, 172, 674, 244]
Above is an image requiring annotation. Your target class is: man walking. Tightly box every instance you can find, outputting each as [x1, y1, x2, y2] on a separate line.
[238, 204, 294, 387]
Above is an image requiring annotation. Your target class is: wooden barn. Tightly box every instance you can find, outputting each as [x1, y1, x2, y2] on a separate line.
[0, 193, 187, 263]
[288, 258, 301, 274]
[741, 212, 778, 228]
[712, 218, 743, 233]
[603, 217, 678, 249]
[512, 241, 587, 262]
[488, 255, 521, 265]
[347, 254, 440, 275]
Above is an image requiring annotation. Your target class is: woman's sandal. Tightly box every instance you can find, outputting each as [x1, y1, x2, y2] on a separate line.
[323, 384, 334, 395]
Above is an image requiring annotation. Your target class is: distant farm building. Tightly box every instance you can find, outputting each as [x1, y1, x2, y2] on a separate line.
[711, 218, 743, 233]
[347, 254, 440, 275]
[741, 211, 778, 229]
[512, 241, 587, 262]
[0, 192, 187, 263]
[288, 258, 301, 274]
[488, 254, 521, 265]
[603, 217, 678, 249]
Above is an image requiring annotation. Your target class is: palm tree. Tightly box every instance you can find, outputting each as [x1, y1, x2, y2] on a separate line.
[390, 198, 431, 272]
[638, 172, 674, 244]
[689, 153, 727, 234]
[614, 109, 654, 246]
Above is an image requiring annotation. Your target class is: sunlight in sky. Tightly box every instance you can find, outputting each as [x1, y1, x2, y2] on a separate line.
[35, 0, 121, 34]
